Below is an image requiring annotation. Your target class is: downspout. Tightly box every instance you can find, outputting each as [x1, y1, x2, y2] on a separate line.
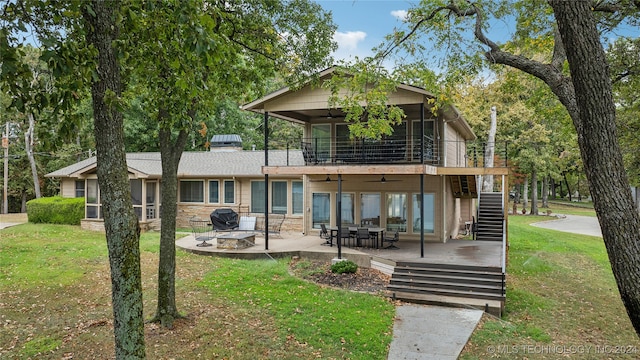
[264, 112, 269, 250]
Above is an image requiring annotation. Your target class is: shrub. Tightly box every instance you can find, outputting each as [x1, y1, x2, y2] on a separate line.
[27, 196, 84, 225]
[330, 260, 358, 274]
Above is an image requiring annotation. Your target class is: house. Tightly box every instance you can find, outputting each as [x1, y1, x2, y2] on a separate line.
[45, 138, 306, 232]
[47, 67, 509, 244]
[243, 67, 509, 245]
[47, 67, 509, 314]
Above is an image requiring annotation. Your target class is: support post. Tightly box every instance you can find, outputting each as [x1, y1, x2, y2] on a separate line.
[264, 112, 269, 250]
[337, 174, 343, 259]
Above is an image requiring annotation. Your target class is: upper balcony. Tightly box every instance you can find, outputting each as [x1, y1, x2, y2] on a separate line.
[299, 136, 509, 168]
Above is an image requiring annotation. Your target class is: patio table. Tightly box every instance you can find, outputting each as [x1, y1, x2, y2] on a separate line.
[329, 226, 385, 248]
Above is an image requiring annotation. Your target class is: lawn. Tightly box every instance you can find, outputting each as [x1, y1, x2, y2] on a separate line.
[2, 215, 639, 359]
[0, 223, 394, 359]
[460, 215, 640, 359]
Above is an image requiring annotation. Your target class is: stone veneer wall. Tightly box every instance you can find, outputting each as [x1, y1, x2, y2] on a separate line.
[177, 204, 303, 233]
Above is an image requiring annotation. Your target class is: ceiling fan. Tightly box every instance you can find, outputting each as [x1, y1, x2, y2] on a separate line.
[309, 176, 346, 182]
[364, 175, 402, 183]
[326, 110, 346, 119]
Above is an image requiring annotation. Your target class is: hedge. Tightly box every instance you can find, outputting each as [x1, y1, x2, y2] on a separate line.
[26, 197, 84, 225]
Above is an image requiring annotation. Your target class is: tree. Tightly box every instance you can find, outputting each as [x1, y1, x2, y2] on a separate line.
[120, 0, 336, 328]
[376, 0, 640, 334]
[81, 0, 146, 356]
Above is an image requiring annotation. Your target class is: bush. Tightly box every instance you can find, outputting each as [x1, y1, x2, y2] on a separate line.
[27, 196, 84, 225]
[330, 260, 358, 274]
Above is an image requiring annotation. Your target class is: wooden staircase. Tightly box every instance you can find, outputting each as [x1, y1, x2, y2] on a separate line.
[450, 175, 477, 198]
[476, 192, 504, 241]
[387, 262, 505, 316]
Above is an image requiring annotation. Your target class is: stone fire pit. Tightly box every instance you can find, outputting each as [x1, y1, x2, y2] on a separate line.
[216, 232, 256, 249]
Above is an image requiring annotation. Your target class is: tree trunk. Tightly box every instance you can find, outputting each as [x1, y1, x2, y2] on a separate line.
[563, 172, 572, 202]
[522, 176, 528, 211]
[82, 0, 146, 357]
[551, 0, 640, 335]
[25, 113, 41, 198]
[542, 176, 549, 208]
[482, 106, 497, 192]
[530, 169, 538, 215]
[152, 114, 189, 329]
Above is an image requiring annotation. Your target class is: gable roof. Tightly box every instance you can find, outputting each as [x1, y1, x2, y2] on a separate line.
[242, 66, 476, 140]
[46, 150, 304, 179]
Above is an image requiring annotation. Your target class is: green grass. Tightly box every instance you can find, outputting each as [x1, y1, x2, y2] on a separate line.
[0, 223, 393, 359]
[200, 258, 394, 359]
[461, 215, 640, 359]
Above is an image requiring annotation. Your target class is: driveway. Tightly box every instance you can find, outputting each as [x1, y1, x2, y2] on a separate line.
[530, 214, 602, 237]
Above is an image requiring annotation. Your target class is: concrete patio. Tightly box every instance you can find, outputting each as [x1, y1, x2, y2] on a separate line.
[175, 230, 504, 270]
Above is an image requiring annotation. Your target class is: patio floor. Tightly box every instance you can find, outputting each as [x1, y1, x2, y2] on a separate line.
[175, 231, 504, 269]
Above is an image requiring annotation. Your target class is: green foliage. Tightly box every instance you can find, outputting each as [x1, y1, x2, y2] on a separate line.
[330, 259, 358, 274]
[26, 196, 84, 225]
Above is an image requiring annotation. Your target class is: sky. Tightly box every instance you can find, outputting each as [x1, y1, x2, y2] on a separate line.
[316, 0, 421, 63]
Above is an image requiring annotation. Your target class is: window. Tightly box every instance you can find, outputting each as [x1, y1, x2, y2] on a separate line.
[130, 179, 143, 219]
[209, 180, 219, 203]
[386, 193, 407, 232]
[292, 181, 303, 215]
[251, 181, 265, 213]
[360, 193, 380, 226]
[86, 179, 101, 219]
[311, 124, 331, 162]
[312, 193, 330, 229]
[75, 180, 85, 198]
[223, 180, 235, 204]
[146, 181, 157, 220]
[180, 180, 204, 203]
[338, 193, 355, 225]
[272, 181, 287, 214]
[412, 193, 435, 233]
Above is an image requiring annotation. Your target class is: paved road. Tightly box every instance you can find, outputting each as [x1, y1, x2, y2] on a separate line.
[530, 214, 602, 237]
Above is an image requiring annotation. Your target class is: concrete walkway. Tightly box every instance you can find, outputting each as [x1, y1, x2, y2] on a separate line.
[389, 304, 484, 360]
[530, 214, 602, 237]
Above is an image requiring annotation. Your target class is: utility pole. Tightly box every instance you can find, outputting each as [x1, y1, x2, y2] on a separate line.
[3, 122, 8, 214]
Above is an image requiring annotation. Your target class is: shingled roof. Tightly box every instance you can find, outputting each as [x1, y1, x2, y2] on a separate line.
[46, 150, 304, 178]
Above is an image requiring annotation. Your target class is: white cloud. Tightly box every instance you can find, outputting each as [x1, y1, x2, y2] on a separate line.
[333, 31, 367, 51]
[390, 10, 408, 21]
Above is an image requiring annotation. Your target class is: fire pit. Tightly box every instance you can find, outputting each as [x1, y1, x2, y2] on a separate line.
[216, 232, 256, 249]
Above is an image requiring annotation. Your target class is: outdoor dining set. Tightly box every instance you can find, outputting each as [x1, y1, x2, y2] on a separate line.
[320, 224, 399, 249]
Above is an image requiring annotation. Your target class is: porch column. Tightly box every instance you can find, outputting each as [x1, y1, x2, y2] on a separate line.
[420, 102, 425, 258]
[337, 174, 343, 259]
[264, 111, 269, 250]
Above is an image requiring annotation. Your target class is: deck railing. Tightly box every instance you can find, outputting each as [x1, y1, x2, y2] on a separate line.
[298, 136, 508, 168]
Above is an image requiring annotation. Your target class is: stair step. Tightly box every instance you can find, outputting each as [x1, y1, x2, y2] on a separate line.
[393, 267, 504, 280]
[395, 262, 502, 272]
[389, 291, 504, 317]
[389, 278, 504, 293]
[391, 273, 503, 286]
[387, 284, 505, 301]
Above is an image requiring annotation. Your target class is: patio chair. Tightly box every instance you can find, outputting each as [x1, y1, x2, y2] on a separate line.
[383, 230, 400, 249]
[320, 224, 332, 246]
[189, 217, 215, 247]
[356, 227, 374, 248]
[339, 227, 352, 247]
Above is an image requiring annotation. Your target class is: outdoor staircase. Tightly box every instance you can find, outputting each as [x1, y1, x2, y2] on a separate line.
[450, 175, 477, 198]
[476, 192, 504, 241]
[387, 262, 505, 316]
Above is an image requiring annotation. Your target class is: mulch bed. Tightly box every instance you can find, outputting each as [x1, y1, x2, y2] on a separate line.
[289, 258, 391, 294]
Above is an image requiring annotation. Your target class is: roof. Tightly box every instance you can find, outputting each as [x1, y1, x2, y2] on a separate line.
[45, 150, 304, 179]
[242, 66, 476, 140]
[210, 134, 242, 147]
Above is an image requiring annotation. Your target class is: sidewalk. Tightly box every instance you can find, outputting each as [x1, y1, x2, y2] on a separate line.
[389, 304, 484, 360]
